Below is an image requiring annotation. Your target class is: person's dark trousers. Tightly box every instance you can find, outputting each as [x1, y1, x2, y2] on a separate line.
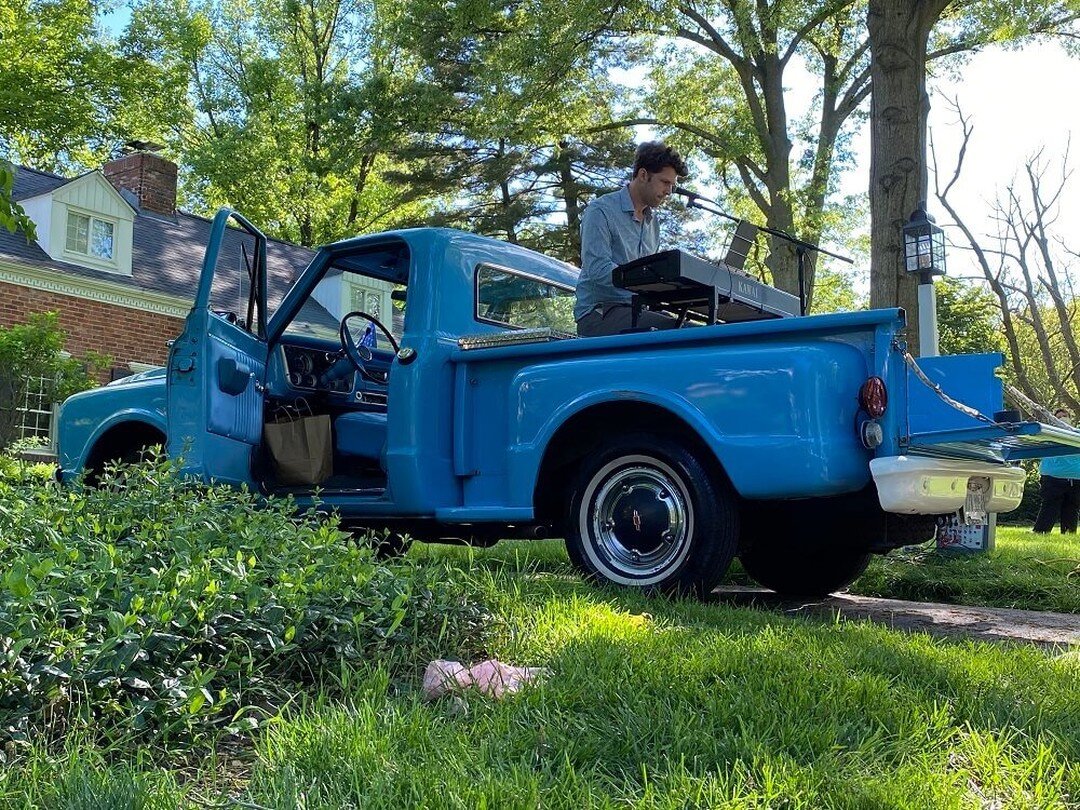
[576, 303, 677, 337]
[1033, 475, 1080, 533]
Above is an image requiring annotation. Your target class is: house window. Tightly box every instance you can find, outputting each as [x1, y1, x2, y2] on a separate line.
[15, 373, 56, 449]
[350, 285, 383, 317]
[66, 212, 115, 260]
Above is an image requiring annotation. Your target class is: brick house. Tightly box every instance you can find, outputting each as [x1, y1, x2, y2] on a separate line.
[0, 149, 317, 452]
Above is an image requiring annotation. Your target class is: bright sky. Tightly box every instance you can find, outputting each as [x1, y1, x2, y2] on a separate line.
[822, 41, 1080, 290]
[923, 42, 1079, 283]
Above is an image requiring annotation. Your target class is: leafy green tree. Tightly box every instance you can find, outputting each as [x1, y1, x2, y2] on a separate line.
[640, 2, 1077, 313]
[810, 265, 862, 314]
[934, 276, 1004, 356]
[399, 134, 639, 264]
[398, 0, 1076, 312]
[636, 1, 871, 305]
[0, 0, 174, 171]
[0, 313, 108, 450]
[125, 0, 443, 245]
[0, 161, 35, 239]
[375, 0, 648, 262]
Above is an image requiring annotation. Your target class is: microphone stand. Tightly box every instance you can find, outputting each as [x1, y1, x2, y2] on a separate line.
[678, 190, 853, 316]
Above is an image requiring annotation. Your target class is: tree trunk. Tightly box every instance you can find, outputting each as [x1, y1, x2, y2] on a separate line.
[867, 0, 949, 355]
[497, 139, 518, 244]
[557, 141, 582, 263]
[758, 53, 799, 296]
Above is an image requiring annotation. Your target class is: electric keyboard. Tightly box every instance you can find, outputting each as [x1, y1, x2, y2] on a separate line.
[613, 249, 800, 324]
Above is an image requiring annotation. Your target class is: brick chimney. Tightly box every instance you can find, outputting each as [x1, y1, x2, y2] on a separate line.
[103, 146, 178, 215]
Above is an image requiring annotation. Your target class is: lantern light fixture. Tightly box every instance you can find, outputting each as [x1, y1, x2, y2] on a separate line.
[903, 205, 946, 278]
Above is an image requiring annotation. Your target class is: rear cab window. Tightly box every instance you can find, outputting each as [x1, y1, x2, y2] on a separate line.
[474, 263, 576, 333]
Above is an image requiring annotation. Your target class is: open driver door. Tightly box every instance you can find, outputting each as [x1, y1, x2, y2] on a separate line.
[166, 209, 268, 486]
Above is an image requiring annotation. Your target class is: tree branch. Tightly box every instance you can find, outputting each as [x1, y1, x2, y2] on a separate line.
[677, 4, 744, 68]
[781, 0, 858, 65]
[583, 118, 734, 152]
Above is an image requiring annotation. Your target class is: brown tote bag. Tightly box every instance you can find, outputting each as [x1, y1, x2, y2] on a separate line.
[263, 399, 333, 485]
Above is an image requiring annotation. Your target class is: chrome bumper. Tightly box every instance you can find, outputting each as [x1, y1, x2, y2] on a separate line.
[870, 456, 1026, 515]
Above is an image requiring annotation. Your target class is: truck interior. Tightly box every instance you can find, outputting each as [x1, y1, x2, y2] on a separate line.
[255, 242, 409, 496]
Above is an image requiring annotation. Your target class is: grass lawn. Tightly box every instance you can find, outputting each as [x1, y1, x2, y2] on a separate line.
[4, 530, 1079, 809]
[851, 526, 1080, 614]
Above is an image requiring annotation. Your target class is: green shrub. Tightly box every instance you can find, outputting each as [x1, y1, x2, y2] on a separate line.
[0, 437, 56, 485]
[0, 455, 492, 749]
[0, 312, 109, 450]
[0, 455, 55, 485]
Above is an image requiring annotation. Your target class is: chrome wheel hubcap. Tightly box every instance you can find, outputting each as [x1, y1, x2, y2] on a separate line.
[589, 463, 690, 579]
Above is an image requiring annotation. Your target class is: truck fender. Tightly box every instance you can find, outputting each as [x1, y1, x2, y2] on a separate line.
[73, 410, 168, 475]
[523, 388, 727, 507]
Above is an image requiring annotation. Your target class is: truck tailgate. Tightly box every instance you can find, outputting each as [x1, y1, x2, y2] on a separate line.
[904, 352, 1080, 463]
[905, 422, 1080, 463]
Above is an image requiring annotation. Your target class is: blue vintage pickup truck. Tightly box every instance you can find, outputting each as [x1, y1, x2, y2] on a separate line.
[56, 210, 1080, 597]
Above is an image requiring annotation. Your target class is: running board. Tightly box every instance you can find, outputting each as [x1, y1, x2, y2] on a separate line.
[263, 484, 387, 497]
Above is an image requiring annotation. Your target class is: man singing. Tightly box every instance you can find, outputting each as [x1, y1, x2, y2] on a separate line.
[575, 141, 688, 337]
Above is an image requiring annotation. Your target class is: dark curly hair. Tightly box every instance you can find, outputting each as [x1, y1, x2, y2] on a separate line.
[632, 141, 688, 179]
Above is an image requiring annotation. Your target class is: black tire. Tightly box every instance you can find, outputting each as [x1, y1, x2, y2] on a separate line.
[86, 442, 164, 486]
[739, 538, 871, 599]
[564, 434, 738, 597]
[739, 489, 881, 599]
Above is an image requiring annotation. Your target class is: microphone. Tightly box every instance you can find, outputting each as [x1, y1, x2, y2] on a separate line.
[672, 187, 700, 202]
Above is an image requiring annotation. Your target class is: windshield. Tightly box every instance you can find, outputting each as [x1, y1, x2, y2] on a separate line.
[282, 252, 408, 348]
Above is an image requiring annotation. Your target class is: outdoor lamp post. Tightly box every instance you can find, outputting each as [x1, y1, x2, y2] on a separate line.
[902, 206, 994, 553]
[902, 204, 946, 357]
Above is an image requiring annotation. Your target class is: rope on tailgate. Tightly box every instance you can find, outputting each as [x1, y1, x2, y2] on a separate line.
[1001, 382, 1073, 428]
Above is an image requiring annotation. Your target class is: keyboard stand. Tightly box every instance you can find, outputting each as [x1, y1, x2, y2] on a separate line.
[630, 285, 719, 327]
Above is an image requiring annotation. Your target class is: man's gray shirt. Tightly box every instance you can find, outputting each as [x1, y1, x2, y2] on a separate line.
[575, 186, 658, 321]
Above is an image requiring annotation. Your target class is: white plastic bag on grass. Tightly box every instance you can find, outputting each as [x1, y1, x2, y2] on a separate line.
[423, 659, 549, 700]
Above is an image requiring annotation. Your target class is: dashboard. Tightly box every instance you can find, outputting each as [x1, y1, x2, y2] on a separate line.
[278, 342, 390, 409]
[282, 344, 354, 393]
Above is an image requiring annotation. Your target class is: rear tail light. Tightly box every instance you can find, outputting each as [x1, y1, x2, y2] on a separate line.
[859, 376, 888, 418]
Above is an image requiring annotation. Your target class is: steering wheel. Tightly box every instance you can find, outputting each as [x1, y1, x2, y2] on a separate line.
[339, 311, 400, 377]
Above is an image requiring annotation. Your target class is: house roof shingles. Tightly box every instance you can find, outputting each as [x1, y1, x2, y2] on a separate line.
[2, 165, 317, 314]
